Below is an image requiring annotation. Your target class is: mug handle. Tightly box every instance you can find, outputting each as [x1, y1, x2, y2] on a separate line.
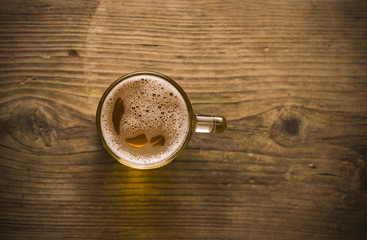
[195, 114, 227, 133]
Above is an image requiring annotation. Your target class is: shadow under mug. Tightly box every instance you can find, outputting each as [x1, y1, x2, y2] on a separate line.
[96, 71, 226, 169]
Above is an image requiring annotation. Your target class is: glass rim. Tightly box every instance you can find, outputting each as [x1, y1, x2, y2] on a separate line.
[96, 71, 195, 169]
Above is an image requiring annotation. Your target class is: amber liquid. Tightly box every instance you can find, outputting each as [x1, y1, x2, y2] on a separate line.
[100, 73, 189, 166]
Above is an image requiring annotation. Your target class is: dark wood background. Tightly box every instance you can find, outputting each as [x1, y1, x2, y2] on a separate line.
[1, 0, 367, 239]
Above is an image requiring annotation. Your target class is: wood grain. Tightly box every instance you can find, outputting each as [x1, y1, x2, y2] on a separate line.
[1, 0, 367, 239]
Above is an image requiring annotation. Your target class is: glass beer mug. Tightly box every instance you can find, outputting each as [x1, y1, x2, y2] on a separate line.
[96, 71, 226, 169]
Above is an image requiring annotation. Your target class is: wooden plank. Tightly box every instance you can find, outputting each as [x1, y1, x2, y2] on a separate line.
[0, 0, 366, 239]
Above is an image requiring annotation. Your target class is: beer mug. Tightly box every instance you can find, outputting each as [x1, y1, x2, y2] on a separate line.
[96, 71, 226, 169]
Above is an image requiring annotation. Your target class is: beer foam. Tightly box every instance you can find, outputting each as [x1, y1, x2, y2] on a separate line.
[100, 74, 190, 167]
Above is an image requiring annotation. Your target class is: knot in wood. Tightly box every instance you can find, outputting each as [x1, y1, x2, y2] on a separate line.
[270, 106, 307, 147]
[0, 98, 58, 149]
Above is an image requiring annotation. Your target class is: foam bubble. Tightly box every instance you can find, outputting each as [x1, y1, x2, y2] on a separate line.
[100, 74, 190, 167]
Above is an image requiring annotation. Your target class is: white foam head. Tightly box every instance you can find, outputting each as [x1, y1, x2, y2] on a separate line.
[100, 74, 190, 167]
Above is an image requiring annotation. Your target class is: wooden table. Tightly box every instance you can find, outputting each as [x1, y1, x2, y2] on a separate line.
[1, 0, 366, 239]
